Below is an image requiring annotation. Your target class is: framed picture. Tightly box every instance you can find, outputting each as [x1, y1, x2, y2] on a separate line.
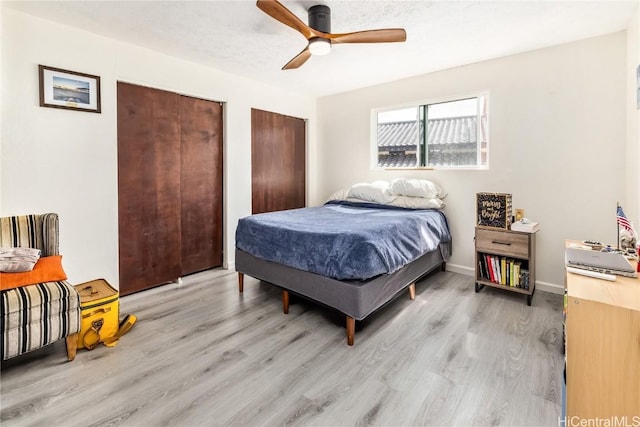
[39, 65, 101, 113]
[476, 192, 513, 230]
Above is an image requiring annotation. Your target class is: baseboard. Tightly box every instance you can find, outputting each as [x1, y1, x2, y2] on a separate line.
[535, 281, 564, 295]
[121, 268, 235, 303]
[445, 263, 474, 276]
[444, 263, 564, 295]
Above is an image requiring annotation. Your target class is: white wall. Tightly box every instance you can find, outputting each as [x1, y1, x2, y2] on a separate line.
[2, 7, 635, 295]
[316, 32, 630, 292]
[0, 8, 317, 289]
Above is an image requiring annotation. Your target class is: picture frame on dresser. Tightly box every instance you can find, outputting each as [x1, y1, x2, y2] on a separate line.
[39, 65, 101, 113]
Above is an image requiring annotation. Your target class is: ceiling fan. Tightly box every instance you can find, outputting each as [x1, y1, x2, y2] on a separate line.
[256, 0, 407, 70]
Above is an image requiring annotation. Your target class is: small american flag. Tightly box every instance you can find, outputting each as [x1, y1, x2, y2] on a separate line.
[617, 206, 633, 232]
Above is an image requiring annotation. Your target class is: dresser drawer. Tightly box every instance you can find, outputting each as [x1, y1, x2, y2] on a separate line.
[476, 228, 529, 258]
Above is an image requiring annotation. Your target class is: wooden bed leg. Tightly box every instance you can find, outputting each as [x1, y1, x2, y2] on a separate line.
[441, 262, 446, 272]
[282, 290, 289, 314]
[238, 273, 244, 293]
[346, 316, 355, 346]
[408, 283, 416, 300]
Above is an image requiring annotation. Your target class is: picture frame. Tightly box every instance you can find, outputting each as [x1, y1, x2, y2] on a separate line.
[476, 192, 513, 230]
[39, 65, 101, 113]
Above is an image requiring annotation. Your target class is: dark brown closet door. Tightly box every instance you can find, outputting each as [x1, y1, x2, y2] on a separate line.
[118, 82, 182, 294]
[180, 96, 223, 275]
[251, 109, 306, 214]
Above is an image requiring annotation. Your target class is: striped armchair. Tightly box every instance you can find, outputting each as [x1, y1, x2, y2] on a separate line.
[0, 213, 81, 361]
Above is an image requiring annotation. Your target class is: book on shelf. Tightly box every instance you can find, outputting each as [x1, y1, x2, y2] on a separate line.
[509, 260, 514, 287]
[487, 254, 496, 283]
[479, 253, 529, 289]
[493, 256, 501, 284]
[510, 220, 540, 233]
[520, 269, 530, 290]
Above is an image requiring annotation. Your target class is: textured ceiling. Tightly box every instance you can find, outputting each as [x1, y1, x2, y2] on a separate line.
[4, 0, 638, 97]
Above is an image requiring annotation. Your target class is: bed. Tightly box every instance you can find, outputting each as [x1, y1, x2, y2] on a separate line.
[235, 180, 452, 345]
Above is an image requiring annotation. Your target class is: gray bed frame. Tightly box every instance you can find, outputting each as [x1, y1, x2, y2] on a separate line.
[236, 246, 448, 345]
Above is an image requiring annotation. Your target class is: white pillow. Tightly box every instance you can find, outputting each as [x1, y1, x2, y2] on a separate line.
[347, 181, 397, 204]
[390, 178, 447, 199]
[326, 188, 349, 202]
[0, 247, 41, 272]
[389, 196, 445, 210]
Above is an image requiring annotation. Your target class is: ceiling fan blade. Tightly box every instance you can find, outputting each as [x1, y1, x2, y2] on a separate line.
[282, 46, 312, 70]
[257, 0, 319, 40]
[329, 28, 407, 44]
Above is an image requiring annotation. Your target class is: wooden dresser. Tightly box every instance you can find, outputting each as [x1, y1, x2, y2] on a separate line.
[564, 242, 640, 419]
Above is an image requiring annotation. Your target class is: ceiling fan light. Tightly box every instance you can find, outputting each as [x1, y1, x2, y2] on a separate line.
[309, 38, 331, 56]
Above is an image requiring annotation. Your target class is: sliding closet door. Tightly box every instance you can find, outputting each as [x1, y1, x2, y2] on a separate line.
[117, 82, 182, 294]
[251, 108, 306, 214]
[118, 83, 223, 295]
[180, 96, 223, 275]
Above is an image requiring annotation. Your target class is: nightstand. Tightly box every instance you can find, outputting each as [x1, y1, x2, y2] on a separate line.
[474, 227, 537, 305]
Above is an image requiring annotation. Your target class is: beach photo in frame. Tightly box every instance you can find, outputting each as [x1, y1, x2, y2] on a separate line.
[39, 65, 101, 113]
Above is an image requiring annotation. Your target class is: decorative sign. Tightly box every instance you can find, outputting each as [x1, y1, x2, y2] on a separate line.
[476, 193, 512, 229]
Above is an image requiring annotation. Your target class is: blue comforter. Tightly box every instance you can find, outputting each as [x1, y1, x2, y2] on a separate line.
[235, 201, 451, 280]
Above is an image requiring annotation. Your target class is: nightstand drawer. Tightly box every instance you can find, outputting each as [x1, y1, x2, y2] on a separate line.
[476, 228, 529, 258]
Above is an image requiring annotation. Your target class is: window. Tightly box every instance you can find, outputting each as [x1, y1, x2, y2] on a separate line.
[375, 94, 489, 169]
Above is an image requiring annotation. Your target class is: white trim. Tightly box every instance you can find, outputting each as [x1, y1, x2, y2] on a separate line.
[444, 263, 564, 295]
[535, 280, 564, 295]
[445, 263, 474, 276]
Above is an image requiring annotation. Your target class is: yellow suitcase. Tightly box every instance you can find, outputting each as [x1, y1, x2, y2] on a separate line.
[74, 279, 119, 350]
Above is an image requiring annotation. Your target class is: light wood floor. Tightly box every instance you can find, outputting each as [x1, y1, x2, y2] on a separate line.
[1, 269, 564, 426]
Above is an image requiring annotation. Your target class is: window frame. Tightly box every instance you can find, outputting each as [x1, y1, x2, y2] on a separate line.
[371, 91, 490, 170]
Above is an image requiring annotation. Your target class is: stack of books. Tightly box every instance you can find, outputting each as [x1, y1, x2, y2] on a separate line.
[478, 254, 530, 289]
[511, 219, 539, 233]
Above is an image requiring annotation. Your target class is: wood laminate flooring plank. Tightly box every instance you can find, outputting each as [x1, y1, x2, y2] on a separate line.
[0, 269, 563, 426]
